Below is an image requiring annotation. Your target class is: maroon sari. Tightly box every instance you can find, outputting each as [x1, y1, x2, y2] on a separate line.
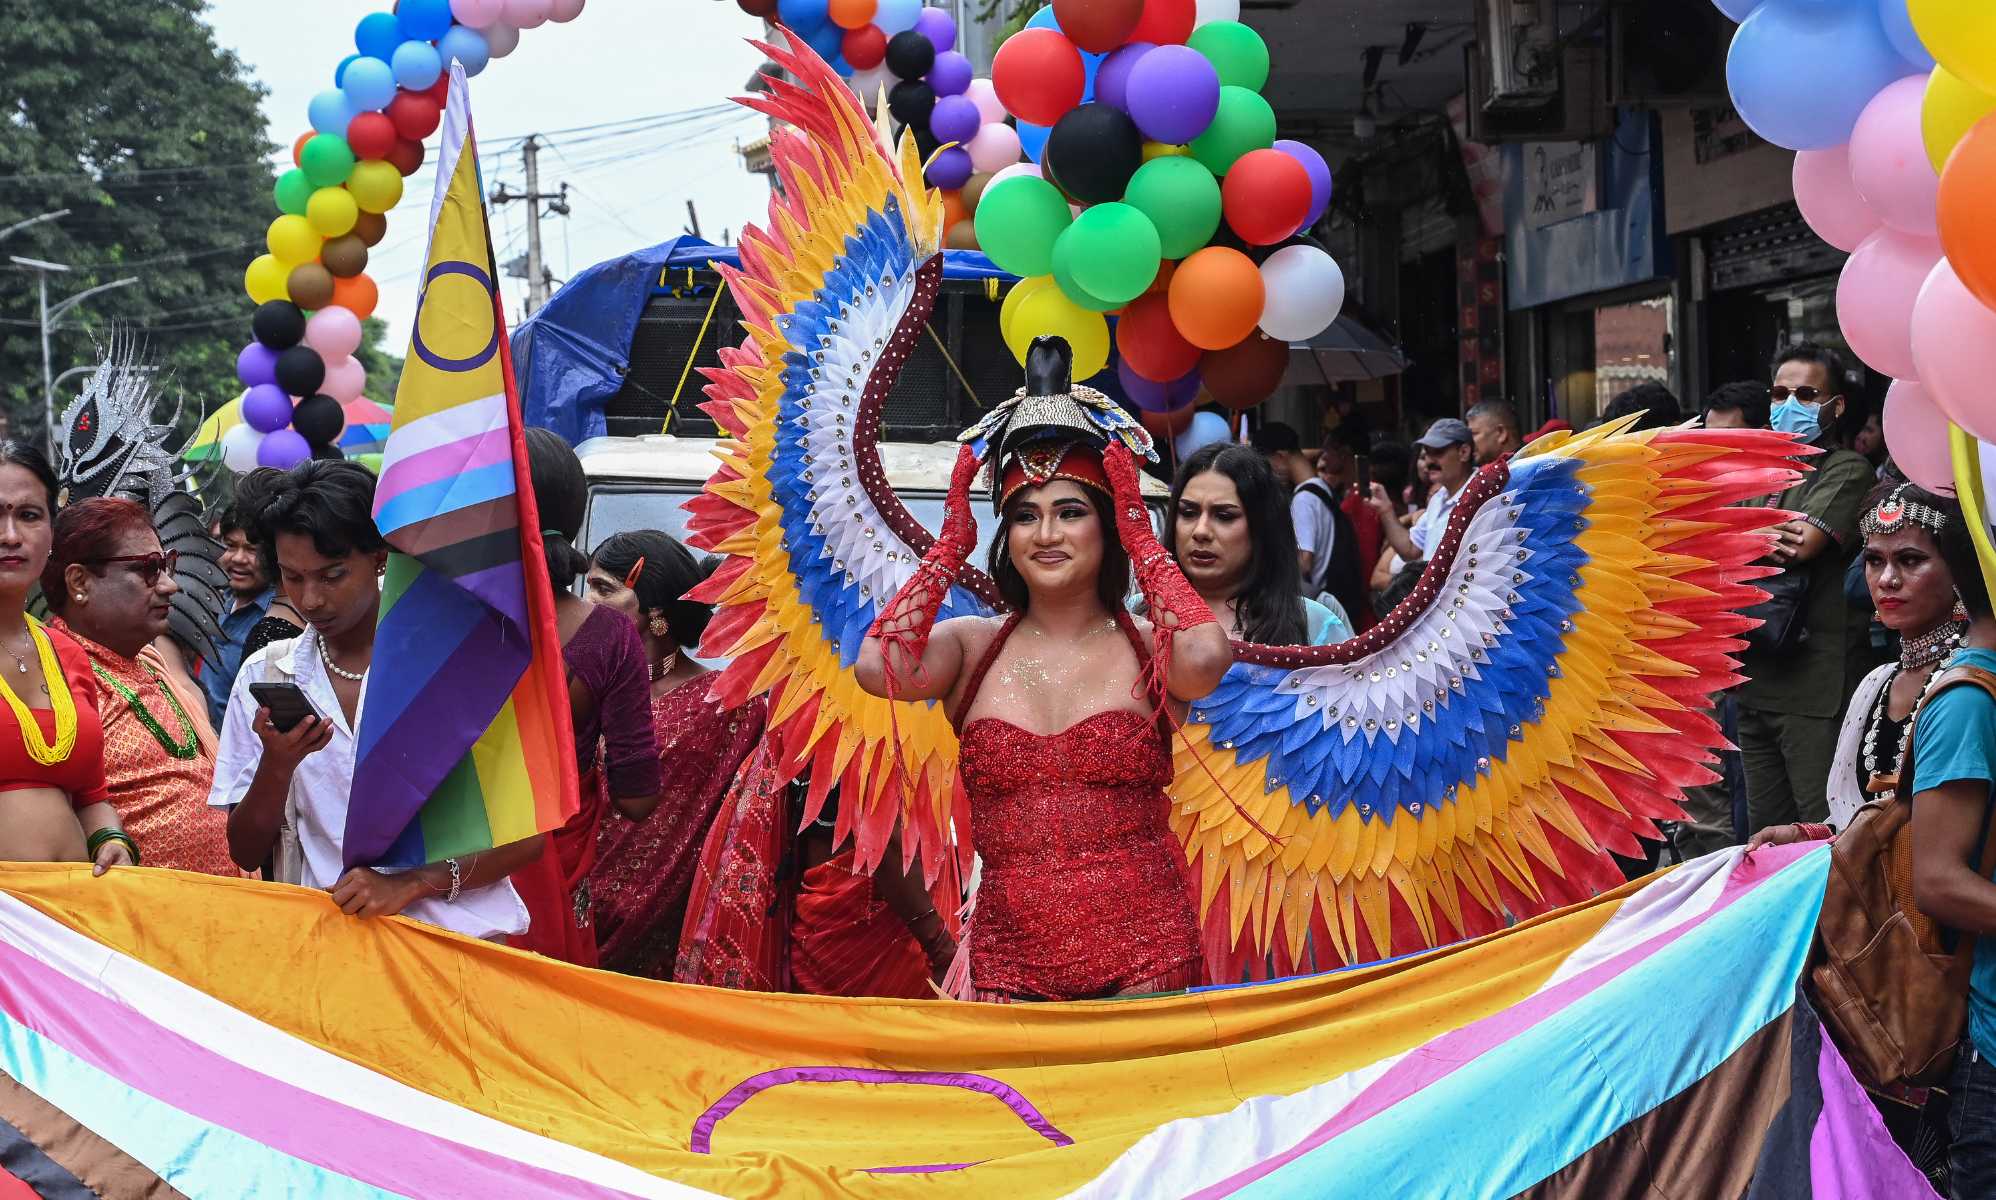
[590, 676, 765, 978]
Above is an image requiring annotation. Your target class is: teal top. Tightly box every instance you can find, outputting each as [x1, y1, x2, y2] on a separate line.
[1913, 648, 1996, 1061]
[1303, 597, 1349, 646]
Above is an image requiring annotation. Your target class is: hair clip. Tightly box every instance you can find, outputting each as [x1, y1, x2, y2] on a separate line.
[623, 556, 646, 591]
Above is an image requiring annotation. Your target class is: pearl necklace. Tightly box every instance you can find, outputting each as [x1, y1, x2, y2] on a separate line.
[1862, 631, 1963, 800]
[317, 634, 366, 682]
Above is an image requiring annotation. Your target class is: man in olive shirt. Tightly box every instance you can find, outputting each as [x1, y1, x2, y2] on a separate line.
[1737, 344, 1874, 833]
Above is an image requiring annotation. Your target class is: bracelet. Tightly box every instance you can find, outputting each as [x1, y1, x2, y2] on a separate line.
[444, 857, 462, 903]
[85, 828, 140, 866]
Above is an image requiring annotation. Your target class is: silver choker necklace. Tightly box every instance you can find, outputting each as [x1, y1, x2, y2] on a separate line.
[1900, 620, 1966, 670]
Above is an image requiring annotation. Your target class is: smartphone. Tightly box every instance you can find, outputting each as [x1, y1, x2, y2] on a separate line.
[249, 682, 321, 734]
[1357, 454, 1372, 499]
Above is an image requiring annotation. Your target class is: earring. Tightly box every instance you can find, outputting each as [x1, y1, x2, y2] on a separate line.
[1955, 590, 1972, 625]
[648, 614, 669, 638]
[73, 594, 84, 604]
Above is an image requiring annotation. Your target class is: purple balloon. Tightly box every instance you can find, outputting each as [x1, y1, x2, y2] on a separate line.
[237, 342, 279, 390]
[929, 94, 982, 146]
[256, 428, 312, 470]
[925, 146, 974, 191]
[242, 384, 296, 435]
[1118, 360, 1201, 413]
[1275, 139, 1334, 230]
[1095, 42, 1154, 114]
[1125, 45, 1221, 146]
[927, 49, 972, 98]
[914, 6, 956, 53]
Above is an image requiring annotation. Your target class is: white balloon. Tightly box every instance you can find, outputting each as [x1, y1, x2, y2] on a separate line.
[480, 22, 521, 58]
[1194, 0, 1240, 25]
[988, 161, 1043, 188]
[964, 78, 1006, 125]
[1258, 245, 1345, 342]
[965, 122, 1022, 174]
[220, 423, 266, 474]
[549, 0, 586, 21]
[848, 65, 892, 108]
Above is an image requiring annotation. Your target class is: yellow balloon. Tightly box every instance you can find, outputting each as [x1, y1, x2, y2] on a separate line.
[1924, 65, 1996, 172]
[999, 274, 1055, 347]
[347, 161, 405, 215]
[267, 214, 322, 266]
[1912, 0, 1996, 96]
[1007, 283, 1110, 380]
[1141, 142, 1189, 161]
[306, 186, 360, 238]
[244, 254, 290, 305]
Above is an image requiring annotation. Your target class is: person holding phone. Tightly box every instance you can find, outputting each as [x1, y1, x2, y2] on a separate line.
[208, 461, 541, 937]
[0, 443, 136, 875]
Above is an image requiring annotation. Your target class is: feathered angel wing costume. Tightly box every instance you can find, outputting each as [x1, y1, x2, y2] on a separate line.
[689, 34, 1809, 963]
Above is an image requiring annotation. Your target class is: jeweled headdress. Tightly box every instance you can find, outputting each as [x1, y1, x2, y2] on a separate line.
[957, 335, 1154, 509]
[1860, 484, 1952, 538]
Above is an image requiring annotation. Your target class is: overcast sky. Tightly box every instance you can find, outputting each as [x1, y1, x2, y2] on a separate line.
[201, 0, 775, 346]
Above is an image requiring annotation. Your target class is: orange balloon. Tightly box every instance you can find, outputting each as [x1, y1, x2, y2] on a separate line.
[1167, 246, 1264, 350]
[945, 219, 979, 250]
[828, 0, 876, 29]
[329, 272, 379, 320]
[941, 189, 969, 232]
[1939, 110, 1996, 313]
[292, 132, 314, 168]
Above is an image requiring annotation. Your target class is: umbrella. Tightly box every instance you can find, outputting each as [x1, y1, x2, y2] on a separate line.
[339, 398, 393, 454]
[1282, 314, 1411, 387]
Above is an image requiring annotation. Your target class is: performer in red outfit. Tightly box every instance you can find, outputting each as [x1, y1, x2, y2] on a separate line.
[856, 336, 1233, 1002]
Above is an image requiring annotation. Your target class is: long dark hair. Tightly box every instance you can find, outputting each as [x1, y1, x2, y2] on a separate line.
[235, 460, 387, 579]
[987, 479, 1131, 615]
[525, 427, 589, 592]
[590, 529, 717, 649]
[1163, 442, 1308, 645]
[1868, 481, 1992, 620]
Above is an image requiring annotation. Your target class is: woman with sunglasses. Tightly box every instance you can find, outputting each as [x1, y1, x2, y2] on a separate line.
[44, 498, 239, 876]
[0, 443, 136, 874]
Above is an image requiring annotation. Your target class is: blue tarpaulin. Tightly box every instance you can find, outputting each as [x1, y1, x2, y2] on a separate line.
[513, 235, 1011, 444]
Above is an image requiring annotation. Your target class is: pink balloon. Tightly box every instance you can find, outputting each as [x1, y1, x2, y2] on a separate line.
[1911, 258, 1996, 445]
[482, 23, 521, 57]
[304, 306, 364, 361]
[1883, 380, 1957, 495]
[451, 0, 505, 23]
[321, 356, 368, 404]
[1793, 145, 1880, 254]
[1835, 228, 1939, 381]
[966, 122, 1022, 174]
[502, 0, 549, 29]
[1849, 76, 1939, 238]
[965, 78, 1006, 126]
[549, 0, 585, 19]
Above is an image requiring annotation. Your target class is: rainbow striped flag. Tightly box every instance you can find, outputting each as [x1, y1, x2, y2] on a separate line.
[346, 65, 578, 869]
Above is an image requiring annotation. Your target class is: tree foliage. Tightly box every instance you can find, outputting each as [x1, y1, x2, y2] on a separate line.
[0, 0, 273, 444]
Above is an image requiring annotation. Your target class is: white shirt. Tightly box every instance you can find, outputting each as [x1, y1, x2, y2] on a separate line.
[1290, 480, 1338, 595]
[1409, 479, 1465, 556]
[207, 629, 528, 939]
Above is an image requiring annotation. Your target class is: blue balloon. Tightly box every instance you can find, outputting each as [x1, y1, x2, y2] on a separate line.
[308, 89, 355, 136]
[1877, 0, 1935, 71]
[804, 19, 844, 63]
[1174, 410, 1230, 460]
[354, 12, 404, 61]
[1018, 120, 1049, 163]
[437, 25, 492, 78]
[1725, 1, 1912, 151]
[334, 54, 360, 86]
[831, 53, 854, 78]
[342, 56, 398, 113]
[1025, 4, 1104, 101]
[397, 0, 456, 42]
[392, 40, 444, 91]
[777, 0, 830, 35]
[1712, 0, 1761, 19]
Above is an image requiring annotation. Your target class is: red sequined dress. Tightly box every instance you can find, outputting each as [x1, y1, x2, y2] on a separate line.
[954, 612, 1202, 1001]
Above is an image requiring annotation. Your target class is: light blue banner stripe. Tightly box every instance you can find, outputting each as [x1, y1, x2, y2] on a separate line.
[1237, 849, 1830, 1199]
[0, 1002, 401, 1200]
[374, 460, 516, 537]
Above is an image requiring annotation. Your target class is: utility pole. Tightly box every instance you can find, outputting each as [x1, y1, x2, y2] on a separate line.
[490, 136, 569, 316]
[9, 256, 138, 451]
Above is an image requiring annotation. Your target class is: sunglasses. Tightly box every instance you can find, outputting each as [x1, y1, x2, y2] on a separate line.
[1770, 385, 1830, 405]
[85, 550, 178, 585]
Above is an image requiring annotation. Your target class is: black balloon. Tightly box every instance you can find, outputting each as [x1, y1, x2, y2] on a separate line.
[1044, 103, 1144, 206]
[913, 126, 942, 160]
[309, 442, 348, 462]
[274, 345, 326, 399]
[888, 79, 936, 128]
[291, 393, 346, 447]
[885, 30, 936, 81]
[251, 301, 306, 350]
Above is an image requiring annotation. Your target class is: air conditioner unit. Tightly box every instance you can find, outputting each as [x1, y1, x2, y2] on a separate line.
[1478, 0, 1560, 111]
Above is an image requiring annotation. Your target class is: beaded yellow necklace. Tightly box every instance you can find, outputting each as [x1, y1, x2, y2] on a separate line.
[0, 617, 77, 766]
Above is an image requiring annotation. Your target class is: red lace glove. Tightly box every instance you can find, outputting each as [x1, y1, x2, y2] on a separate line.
[867, 443, 982, 693]
[1104, 442, 1216, 700]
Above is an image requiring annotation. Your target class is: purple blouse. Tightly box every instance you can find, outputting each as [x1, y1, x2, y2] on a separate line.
[564, 605, 662, 799]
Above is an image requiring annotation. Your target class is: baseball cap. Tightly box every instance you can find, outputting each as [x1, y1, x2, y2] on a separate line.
[1414, 418, 1472, 450]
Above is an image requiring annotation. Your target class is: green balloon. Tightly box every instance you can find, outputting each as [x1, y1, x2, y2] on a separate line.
[973, 176, 1074, 279]
[1188, 21, 1271, 91]
[1049, 232, 1119, 313]
[1123, 157, 1222, 260]
[1190, 86, 1277, 176]
[300, 134, 357, 189]
[273, 169, 314, 218]
[1061, 203, 1161, 307]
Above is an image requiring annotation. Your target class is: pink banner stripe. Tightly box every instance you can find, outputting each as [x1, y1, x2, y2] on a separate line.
[377, 428, 514, 502]
[0, 934, 646, 1200]
[1188, 846, 1820, 1199]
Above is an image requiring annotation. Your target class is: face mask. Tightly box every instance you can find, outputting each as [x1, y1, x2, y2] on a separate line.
[1770, 397, 1822, 442]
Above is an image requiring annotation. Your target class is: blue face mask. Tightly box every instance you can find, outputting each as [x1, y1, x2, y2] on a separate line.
[1770, 397, 1823, 442]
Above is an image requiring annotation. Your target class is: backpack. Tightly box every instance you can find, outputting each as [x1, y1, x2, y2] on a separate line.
[1297, 480, 1365, 626]
[1809, 664, 1996, 1092]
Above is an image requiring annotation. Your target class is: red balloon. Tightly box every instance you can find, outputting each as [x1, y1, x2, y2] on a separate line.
[347, 112, 397, 161]
[425, 76, 450, 106]
[387, 91, 442, 142]
[387, 136, 427, 178]
[1053, 0, 1144, 53]
[1222, 148, 1312, 246]
[1140, 400, 1198, 440]
[1130, 0, 1195, 45]
[1202, 332, 1290, 410]
[843, 24, 887, 70]
[737, 0, 778, 13]
[993, 28, 1087, 127]
[1117, 293, 1202, 382]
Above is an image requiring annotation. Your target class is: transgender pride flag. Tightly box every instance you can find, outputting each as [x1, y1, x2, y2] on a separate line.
[346, 65, 578, 868]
